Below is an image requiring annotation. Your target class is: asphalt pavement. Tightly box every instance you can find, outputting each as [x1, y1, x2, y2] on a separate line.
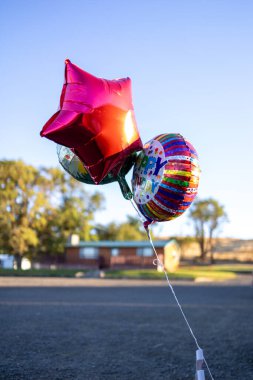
[0, 279, 252, 379]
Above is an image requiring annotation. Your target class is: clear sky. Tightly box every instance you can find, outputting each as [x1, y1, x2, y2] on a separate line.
[0, 0, 252, 239]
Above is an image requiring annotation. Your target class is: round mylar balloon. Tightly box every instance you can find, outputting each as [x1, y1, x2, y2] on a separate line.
[132, 134, 200, 222]
[57, 145, 136, 199]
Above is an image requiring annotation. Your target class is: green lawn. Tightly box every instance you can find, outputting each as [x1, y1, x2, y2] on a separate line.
[193, 264, 253, 273]
[0, 264, 252, 281]
[105, 264, 253, 281]
[105, 268, 235, 281]
[0, 268, 87, 277]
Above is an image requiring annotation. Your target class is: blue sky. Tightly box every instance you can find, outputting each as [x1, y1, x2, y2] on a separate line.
[0, 0, 252, 239]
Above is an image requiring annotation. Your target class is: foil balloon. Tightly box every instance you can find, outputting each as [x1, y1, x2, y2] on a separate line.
[57, 145, 136, 199]
[40, 59, 143, 184]
[132, 134, 200, 223]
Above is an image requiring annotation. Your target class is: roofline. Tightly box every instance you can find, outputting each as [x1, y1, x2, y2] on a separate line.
[66, 239, 178, 248]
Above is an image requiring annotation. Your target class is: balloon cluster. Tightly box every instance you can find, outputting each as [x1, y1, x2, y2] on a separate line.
[41, 60, 200, 224]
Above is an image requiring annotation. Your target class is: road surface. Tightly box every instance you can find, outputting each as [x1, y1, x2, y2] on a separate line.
[0, 278, 252, 379]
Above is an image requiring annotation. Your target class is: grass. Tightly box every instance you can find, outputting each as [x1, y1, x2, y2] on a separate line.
[105, 264, 253, 281]
[0, 268, 88, 277]
[194, 264, 253, 274]
[0, 264, 252, 281]
[105, 268, 238, 281]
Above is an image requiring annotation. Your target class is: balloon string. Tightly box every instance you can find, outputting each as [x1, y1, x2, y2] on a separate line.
[130, 199, 214, 380]
[146, 225, 214, 380]
[130, 199, 146, 222]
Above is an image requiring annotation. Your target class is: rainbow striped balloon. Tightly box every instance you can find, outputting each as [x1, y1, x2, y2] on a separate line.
[132, 134, 200, 222]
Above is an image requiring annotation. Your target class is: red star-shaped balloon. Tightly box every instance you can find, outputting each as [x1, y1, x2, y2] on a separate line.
[40, 59, 142, 184]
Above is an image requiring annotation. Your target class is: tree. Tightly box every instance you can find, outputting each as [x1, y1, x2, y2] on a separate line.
[117, 216, 148, 240]
[0, 160, 49, 267]
[36, 175, 104, 261]
[94, 221, 121, 241]
[188, 198, 228, 262]
[0, 160, 105, 267]
[46, 176, 104, 252]
[95, 215, 147, 241]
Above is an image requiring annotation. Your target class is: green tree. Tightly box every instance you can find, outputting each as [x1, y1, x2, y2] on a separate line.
[117, 216, 147, 240]
[188, 198, 228, 262]
[94, 221, 120, 241]
[0, 160, 105, 267]
[95, 216, 147, 241]
[0, 160, 49, 267]
[46, 176, 104, 255]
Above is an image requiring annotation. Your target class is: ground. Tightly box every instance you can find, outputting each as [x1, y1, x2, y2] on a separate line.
[0, 278, 252, 379]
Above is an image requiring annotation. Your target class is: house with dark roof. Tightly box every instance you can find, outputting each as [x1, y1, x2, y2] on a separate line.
[65, 237, 180, 272]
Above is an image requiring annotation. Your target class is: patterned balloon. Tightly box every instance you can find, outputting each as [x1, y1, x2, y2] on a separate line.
[57, 145, 136, 199]
[132, 134, 200, 222]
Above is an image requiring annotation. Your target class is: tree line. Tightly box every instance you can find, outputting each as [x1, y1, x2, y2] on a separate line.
[0, 160, 227, 267]
[0, 160, 148, 267]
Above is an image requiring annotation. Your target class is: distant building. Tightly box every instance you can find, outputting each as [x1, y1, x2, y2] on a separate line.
[65, 239, 180, 272]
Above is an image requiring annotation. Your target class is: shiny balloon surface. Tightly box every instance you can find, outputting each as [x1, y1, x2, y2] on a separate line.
[57, 145, 136, 199]
[132, 134, 200, 222]
[41, 59, 142, 184]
